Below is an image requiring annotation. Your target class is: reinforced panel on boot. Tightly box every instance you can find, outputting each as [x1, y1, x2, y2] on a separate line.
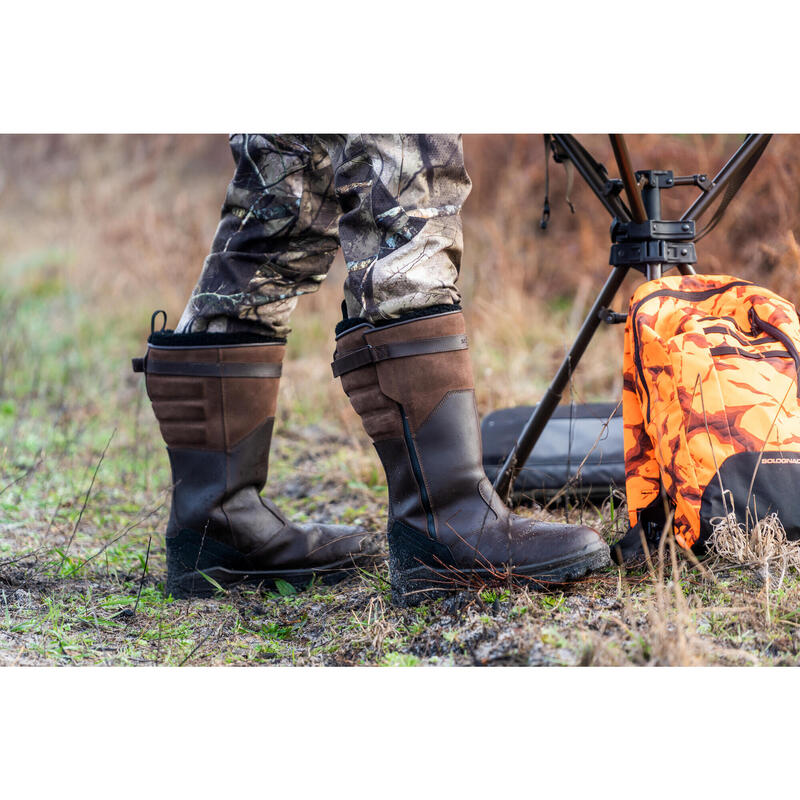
[224, 419, 273, 497]
[373, 438, 434, 536]
[168, 527, 251, 573]
[413, 389, 501, 537]
[366, 313, 474, 432]
[388, 520, 454, 572]
[341, 366, 404, 440]
[147, 373, 223, 449]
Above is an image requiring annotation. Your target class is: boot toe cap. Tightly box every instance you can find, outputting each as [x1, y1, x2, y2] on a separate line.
[514, 518, 611, 573]
[298, 522, 384, 565]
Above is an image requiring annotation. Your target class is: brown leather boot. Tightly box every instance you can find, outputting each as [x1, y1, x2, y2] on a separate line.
[332, 308, 610, 606]
[133, 324, 377, 598]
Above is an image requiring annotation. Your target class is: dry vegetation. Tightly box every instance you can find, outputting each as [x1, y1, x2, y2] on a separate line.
[2, 133, 800, 666]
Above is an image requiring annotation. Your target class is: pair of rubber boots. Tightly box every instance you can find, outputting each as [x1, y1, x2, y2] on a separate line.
[134, 308, 610, 605]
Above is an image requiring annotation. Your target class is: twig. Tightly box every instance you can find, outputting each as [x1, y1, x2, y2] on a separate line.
[0, 546, 50, 569]
[60, 497, 167, 578]
[59, 429, 116, 571]
[43, 498, 63, 539]
[133, 535, 152, 615]
[0, 455, 44, 498]
[179, 626, 219, 666]
[544, 401, 622, 511]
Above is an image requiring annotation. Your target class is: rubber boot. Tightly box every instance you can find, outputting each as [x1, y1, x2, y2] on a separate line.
[332, 309, 610, 606]
[133, 325, 377, 598]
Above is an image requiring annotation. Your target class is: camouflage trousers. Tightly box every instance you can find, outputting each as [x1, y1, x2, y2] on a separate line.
[176, 134, 472, 338]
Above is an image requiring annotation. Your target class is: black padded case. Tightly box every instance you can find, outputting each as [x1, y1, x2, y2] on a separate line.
[481, 402, 625, 503]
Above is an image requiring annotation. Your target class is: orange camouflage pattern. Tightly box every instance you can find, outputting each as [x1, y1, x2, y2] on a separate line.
[623, 273, 800, 548]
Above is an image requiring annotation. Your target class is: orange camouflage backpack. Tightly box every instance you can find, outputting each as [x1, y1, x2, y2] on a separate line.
[623, 273, 800, 550]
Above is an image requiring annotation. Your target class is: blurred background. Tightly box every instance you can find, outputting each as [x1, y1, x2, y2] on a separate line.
[1, 133, 798, 492]
[1, 134, 798, 415]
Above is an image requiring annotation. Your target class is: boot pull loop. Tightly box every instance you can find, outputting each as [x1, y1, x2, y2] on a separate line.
[133, 310, 167, 373]
[151, 309, 168, 335]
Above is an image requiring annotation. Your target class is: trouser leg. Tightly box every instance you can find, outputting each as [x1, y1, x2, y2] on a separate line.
[176, 134, 340, 338]
[319, 134, 472, 323]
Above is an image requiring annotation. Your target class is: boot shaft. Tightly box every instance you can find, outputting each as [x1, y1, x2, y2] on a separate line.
[333, 310, 508, 545]
[333, 309, 472, 439]
[138, 338, 284, 453]
[133, 334, 287, 543]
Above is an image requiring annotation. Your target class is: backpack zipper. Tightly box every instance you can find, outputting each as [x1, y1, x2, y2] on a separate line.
[709, 345, 793, 360]
[749, 309, 800, 398]
[631, 280, 753, 423]
[701, 325, 774, 347]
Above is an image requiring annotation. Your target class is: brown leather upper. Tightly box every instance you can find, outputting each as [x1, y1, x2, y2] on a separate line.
[367, 312, 474, 433]
[335, 311, 474, 441]
[145, 342, 285, 450]
[336, 325, 405, 442]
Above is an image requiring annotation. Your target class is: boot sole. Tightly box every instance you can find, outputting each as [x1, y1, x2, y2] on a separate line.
[165, 526, 383, 598]
[166, 534, 377, 598]
[389, 540, 611, 607]
[166, 558, 372, 599]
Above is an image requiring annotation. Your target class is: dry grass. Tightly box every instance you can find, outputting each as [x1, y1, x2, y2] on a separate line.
[708, 511, 800, 572]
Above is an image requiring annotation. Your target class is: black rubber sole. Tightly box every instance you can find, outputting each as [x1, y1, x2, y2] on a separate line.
[165, 532, 378, 598]
[388, 539, 612, 607]
[167, 563, 363, 598]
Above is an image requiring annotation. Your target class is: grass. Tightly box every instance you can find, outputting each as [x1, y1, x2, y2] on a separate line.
[2, 134, 800, 666]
